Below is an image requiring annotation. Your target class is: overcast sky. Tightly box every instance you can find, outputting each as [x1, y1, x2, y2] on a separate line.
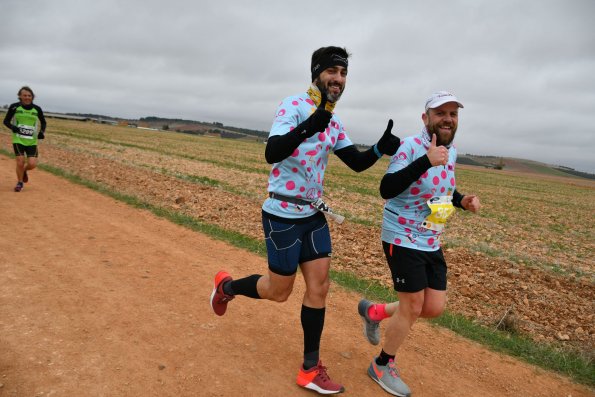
[1, 0, 594, 172]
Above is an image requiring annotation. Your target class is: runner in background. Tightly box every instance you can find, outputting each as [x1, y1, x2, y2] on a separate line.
[210, 46, 401, 394]
[358, 91, 480, 396]
[3, 86, 46, 192]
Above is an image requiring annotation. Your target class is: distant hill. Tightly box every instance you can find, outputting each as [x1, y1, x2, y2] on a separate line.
[66, 113, 118, 121]
[457, 154, 595, 180]
[139, 116, 269, 140]
[3, 108, 591, 180]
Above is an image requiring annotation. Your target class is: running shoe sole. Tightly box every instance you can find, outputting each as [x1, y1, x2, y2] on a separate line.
[210, 271, 233, 316]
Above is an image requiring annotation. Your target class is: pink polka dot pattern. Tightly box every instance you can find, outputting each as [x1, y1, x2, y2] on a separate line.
[427, 237, 435, 246]
[394, 238, 402, 245]
[292, 100, 299, 106]
[433, 176, 440, 185]
[441, 170, 447, 179]
[450, 177, 455, 186]
[272, 168, 280, 177]
[398, 217, 406, 225]
[286, 181, 295, 190]
[278, 109, 286, 117]
[338, 133, 346, 140]
[292, 148, 299, 157]
[411, 187, 420, 195]
[281, 202, 288, 208]
[305, 99, 314, 105]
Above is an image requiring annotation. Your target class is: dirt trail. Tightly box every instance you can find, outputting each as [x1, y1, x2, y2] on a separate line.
[0, 159, 592, 397]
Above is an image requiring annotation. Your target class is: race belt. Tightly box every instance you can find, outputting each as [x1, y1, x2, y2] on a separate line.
[268, 192, 345, 224]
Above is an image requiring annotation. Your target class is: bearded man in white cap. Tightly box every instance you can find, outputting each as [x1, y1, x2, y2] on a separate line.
[357, 91, 481, 396]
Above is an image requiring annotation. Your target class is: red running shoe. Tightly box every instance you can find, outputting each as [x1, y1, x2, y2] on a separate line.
[296, 360, 344, 394]
[210, 271, 234, 316]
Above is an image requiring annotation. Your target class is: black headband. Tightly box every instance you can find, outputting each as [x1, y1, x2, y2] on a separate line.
[311, 53, 348, 82]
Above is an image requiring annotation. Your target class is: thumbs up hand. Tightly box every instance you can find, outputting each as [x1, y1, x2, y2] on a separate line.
[375, 119, 401, 156]
[297, 90, 332, 138]
[426, 133, 449, 166]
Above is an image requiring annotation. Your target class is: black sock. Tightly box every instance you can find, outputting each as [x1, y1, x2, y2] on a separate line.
[376, 349, 395, 366]
[301, 305, 325, 370]
[226, 275, 262, 299]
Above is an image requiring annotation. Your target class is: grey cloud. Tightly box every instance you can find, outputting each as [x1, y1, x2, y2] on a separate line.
[1, 0, 593, 172]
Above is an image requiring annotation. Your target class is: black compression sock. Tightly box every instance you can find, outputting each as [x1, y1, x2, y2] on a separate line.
[303, 351, 319, 370]
[376, 349, 395, 366]
[226, 275, 262, 299]
[301, 305, 325, 370]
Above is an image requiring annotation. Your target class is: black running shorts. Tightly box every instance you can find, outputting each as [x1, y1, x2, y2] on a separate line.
[13, 143, 38, 157]
[382, 241, 447, 293]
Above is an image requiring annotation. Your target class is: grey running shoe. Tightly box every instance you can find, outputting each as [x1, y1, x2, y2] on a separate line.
[368, 358, 411, 397]
[358, 299, 380, 345]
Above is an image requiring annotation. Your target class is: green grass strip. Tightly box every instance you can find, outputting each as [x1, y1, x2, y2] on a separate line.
[14, 156, 594, 388]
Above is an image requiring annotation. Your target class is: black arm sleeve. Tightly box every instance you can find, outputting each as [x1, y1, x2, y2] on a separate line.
[334, 145, 380, 172]
[379, 155, 433, 199]
[35, 105, 47, 132]
[3, 104, 17, 130]
[453, 189, 465, 209]
[264, 131, 304, 164]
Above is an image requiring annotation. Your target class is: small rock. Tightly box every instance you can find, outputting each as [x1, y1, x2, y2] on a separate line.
[175, 196, 186, 204]
[158, 364, 166, 370]
[340, 351, 352, 359]
[556, 332, 570, 341]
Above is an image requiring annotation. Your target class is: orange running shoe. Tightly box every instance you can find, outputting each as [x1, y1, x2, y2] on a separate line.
[210, 271, 234, 316]
[296, 360, 344, 394]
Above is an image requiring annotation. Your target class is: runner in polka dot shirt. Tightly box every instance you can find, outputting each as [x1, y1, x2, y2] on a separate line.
[262, 93, 354, 218]
[380, 92, 481, 251]
[381, 127, 458, 250]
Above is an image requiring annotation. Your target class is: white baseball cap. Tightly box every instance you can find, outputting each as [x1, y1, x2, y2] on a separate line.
[425, 91, 464, 111]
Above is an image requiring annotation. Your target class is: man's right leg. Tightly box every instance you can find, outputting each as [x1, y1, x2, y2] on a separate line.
[15, 156, 25, 182]
[14, 155, 26, 191]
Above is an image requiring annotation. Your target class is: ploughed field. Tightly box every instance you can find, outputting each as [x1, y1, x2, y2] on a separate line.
[3, 118, 593, 356]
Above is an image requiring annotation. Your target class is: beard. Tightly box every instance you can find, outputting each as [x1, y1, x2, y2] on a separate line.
[315, 80, 344, 103]
[427, 121, 457, 146]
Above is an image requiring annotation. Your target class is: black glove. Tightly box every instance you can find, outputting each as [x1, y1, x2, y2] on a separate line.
[376, 119, 400, 156]
[38, 131, 45, 139]
[11, 126, 20, 134]
[294, 91, 332, 138]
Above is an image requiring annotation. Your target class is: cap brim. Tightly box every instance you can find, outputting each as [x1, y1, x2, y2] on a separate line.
[428, 99, 464, 109]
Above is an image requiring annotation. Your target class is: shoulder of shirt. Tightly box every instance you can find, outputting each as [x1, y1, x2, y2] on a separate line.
[280, 92, 308, 103]
[399, 133, 422, 146]
[8, 102, 20, 109]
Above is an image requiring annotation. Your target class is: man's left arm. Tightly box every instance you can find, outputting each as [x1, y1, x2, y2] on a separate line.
[36, 105, 47, 139]
[453, 189, 481, 213]
[334, 119, 400, 172]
